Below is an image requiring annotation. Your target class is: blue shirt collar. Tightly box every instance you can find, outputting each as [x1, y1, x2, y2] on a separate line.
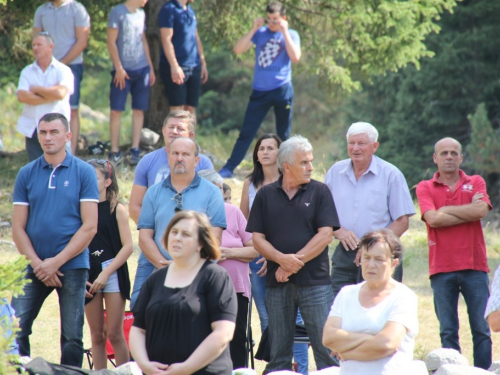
[41, 152, 73, 169]
[342, 155, 379, 178]
[162, 172, 201, 192]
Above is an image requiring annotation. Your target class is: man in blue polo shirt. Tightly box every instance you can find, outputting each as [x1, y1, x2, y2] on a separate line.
[158, 0, 208, 115]
[219, 1, 301, 178]
[131, 137, 225, 307]
[11, 112, 98, 367]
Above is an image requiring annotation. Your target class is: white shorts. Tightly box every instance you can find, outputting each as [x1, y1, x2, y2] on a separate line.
[97, 258, 120, 293]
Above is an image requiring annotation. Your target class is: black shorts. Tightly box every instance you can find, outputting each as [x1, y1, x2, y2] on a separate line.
[159, 61, 201, 107]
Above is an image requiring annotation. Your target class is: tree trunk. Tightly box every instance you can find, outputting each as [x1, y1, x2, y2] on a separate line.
[145, 0, 169, 134]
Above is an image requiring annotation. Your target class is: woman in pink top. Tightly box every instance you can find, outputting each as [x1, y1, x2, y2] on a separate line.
[199, 170, 258, 369]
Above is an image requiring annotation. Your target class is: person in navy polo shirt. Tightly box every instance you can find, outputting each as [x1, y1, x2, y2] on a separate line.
[11, 112, 98, 367]
[158, 0, 208, 115]
[219, 1, 301, 178]
[247, 135, 339, 372]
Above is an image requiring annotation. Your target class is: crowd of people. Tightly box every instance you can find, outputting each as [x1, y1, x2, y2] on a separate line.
[4, 0, 500, 375]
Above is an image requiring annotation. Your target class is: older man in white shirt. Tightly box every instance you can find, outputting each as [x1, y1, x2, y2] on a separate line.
[325, 122, 415, 299]
[17, 32, 74, 161]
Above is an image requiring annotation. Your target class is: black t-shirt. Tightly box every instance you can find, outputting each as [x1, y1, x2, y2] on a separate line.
[246, 177, 340, 287]
[132, 260, 237, 374]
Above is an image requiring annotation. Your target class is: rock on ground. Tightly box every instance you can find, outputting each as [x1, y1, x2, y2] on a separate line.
[434, 364, 491, 375]
[425, 348, 469, 371]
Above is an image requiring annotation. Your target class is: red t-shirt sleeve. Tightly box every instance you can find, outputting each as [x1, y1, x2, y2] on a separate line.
[416, 181, 436, 221]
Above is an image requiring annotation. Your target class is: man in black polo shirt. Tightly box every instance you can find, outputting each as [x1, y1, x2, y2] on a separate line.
[247, 135, 339, 372]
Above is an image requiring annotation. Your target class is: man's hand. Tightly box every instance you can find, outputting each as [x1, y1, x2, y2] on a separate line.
[201, 64, 208, 84]
[278, 253, 304, 273]
[253, 17, 265, 30]
[354, 249, 362, 267]
[256, 257, 267, 277]
[334, 227, 360, 251]
[472, 192, 484, 203]
[150, 69, 156, 86]
[34, 257, 63, 282]
[275, 266, 292, 283]
[43, 274, 63, 288]
[113, 67, 130, 90]
[171, 65, 185, 85]
[158, 259, 173, 268]
[277, 19, 289, 33]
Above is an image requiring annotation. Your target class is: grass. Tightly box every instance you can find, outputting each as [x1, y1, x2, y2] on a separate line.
[2, 84, 500, 372]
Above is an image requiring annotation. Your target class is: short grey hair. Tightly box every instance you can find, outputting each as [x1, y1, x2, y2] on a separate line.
[277, 135, 313, 171]
[346, 122, 379, 143]
[198, 170, 224, 187]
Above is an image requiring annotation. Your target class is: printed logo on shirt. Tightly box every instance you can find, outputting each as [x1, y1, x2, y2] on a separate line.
[64, 181, 69, 187]
[462, 184, 474, 192]
[258, 38, 284, 68]
[91, 250, 104, 257]
[428, 240, 436, 246]
[305, 203, 310, 207]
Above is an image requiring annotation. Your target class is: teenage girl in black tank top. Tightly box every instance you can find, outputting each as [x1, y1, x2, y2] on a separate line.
[85, 159, 133, 370]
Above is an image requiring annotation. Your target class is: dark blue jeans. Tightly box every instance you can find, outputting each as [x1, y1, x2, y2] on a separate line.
[223, 82, 294, 172]
[430, 270, 492, 369]
[11, 269, 88, 367]
[265, 283, 335, 373]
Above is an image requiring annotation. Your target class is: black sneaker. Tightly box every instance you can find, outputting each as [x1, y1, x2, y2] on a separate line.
[108, 150, 123, 165]
[126, 148, 141, 165]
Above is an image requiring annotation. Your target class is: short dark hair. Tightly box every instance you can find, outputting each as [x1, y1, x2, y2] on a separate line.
[266, 1, 286, 16]
[223, 183, 231, 194]
[162, 211, 221, 260]
[358, 229, 403, 261]
[38, 113, 69, 131]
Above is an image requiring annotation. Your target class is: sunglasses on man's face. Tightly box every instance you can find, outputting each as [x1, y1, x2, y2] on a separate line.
[88, 158, 112, 178]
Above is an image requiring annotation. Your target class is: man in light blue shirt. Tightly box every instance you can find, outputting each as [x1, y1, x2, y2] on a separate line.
[324, 122, 415, 298]
[131, 137, 226, 307]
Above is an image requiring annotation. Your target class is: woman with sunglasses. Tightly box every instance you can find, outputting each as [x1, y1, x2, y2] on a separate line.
[85, 159, 133, 369]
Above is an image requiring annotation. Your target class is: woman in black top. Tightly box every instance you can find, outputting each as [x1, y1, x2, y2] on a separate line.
[85, 159, 133, 369]
[130, 211, 237, 375]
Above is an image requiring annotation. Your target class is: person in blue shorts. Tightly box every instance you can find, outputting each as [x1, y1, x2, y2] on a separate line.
[107, 0, 155, 165]
[11, 112, 98, 367]
[219, 1, 301, 178]
[158, 0, 208, 115]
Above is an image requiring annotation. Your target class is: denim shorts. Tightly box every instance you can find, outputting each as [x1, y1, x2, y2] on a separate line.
[69, 63, 83, 109]
[159, 61, 201, 107]
[110, 65, 151, 111]
[97, 258, 120, 293]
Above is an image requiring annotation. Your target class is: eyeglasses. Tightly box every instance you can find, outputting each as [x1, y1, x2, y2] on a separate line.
[173, 193, 183, 213]
[88, 159, 112, 179]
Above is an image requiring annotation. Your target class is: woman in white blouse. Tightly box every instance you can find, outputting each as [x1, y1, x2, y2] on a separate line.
[323, 229, 418, 375]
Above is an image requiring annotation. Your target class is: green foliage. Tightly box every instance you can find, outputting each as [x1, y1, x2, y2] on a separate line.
[0, 256, 29, 374]
[198, 0, 457, 92]
[341, 0, 500, 188]
[465, 103, 500, 175]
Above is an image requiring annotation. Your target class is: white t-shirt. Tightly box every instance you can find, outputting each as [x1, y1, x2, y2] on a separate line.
[329, 282, 418, 375]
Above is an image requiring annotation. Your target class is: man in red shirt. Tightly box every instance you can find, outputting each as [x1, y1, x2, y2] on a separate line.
[416, 137, 492, 369]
